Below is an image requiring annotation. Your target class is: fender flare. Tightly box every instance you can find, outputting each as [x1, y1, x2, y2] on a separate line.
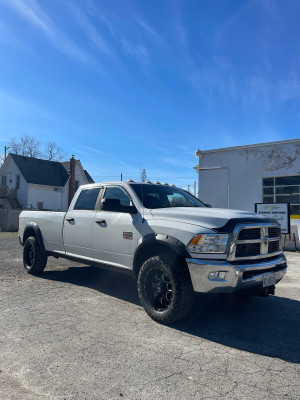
[23, 222, 46, 253]
[133, 233, 190, 276]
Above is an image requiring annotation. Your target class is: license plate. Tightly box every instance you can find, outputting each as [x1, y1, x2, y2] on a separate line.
[263, 273, 277, 287]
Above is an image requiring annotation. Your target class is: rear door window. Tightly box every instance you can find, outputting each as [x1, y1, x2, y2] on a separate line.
[74, 188, 101, 210]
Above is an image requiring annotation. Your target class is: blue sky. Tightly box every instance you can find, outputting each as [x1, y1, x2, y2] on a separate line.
[0, 0, 299, 188]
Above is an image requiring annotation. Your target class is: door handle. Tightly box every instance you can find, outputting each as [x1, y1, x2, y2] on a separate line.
[95, 219, 106, 225]
[66, 217, 75, 222]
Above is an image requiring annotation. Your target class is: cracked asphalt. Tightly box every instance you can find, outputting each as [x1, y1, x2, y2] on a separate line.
[1, 232, 300, 400]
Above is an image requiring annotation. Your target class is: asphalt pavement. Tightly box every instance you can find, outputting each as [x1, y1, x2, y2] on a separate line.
[0, 233, 300, 400]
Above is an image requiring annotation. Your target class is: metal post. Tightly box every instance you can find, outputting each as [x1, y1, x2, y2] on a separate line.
[4, 146, 10, 159]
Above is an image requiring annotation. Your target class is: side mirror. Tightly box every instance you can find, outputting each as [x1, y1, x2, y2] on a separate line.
[205, 203, 212, 208]
[101, 198, 137, 214]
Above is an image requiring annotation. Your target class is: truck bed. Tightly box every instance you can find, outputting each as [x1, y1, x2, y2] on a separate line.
[19, 211, 66, 253]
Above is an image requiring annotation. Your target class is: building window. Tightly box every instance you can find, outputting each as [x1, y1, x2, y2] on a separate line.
[16, 175, 20, 189]
[1, 176, 7, 185]
[263, 176, 300, 215]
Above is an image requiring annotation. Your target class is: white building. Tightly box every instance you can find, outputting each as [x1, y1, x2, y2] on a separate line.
[194, 139, 300, 247]
[0, 154, 94, 211]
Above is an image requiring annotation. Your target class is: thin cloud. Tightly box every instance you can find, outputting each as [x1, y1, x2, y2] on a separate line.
[7, 0, 88, 62]
[0, 89, 86, 133]
[79, 146, 106, 156]
[85, 0, 117, 39]
[0, 89, 52, 118]
[68, 3, 112, 57]
[135, 16, 162, 43]
[279, 72, 300, 101]
[122, 39, 150, 64]
[0, 20, 29, 50]
[162, 157, 191, 167]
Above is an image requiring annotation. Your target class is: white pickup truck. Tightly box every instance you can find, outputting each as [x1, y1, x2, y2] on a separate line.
[18, 181, 287, 323]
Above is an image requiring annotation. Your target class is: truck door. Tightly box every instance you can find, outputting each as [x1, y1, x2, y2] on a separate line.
[64, 187, 102, 260]
[93, 185, 142, 269]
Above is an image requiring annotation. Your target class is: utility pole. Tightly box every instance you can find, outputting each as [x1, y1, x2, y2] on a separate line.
[4, 146, 10, 159]
[194, 181, 196, 197]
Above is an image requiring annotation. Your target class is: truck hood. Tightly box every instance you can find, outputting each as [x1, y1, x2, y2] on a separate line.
[149, 207, 275, 231]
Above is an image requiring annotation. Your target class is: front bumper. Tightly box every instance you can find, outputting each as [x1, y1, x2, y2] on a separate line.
[186, 254, 287, 293]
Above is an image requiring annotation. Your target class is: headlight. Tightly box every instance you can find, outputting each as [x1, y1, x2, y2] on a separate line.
[187, 234, 229, 254]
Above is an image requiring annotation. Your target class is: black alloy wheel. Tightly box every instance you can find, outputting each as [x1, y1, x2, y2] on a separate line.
[23, 236, 47, 275]
[137, 254, 195, 324]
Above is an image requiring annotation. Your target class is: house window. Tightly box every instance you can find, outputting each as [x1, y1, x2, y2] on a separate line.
[16, 175, 20, 189]
[263, 175, 300, 215]
[1, 176, 7, 185]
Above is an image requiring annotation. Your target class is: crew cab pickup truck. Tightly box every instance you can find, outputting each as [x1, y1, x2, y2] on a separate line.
[18, 181, 287, 323]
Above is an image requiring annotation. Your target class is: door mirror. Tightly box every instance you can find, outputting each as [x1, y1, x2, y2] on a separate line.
[101, 198, 137, 214]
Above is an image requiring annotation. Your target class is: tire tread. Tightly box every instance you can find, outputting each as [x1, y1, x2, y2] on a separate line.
[137, 254, 194, 324]
[23, 236, 47, 275]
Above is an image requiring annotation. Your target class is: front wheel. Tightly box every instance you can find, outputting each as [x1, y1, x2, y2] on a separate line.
[23, 236, 47, 275]
[137, 255, 195, 324]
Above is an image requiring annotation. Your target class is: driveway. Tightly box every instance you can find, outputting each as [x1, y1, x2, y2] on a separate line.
[1, 233, 300, 399]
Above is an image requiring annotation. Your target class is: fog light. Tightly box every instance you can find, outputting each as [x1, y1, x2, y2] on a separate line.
[208, 271, 226, 281]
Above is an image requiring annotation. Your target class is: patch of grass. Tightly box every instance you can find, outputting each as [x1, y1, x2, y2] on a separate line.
[0, 231, 18, 237]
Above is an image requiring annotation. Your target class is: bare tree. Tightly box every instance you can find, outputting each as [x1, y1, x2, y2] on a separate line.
[8, 137, 22, 155]
[9, 134, 41, 158]
[44, 141, 66, 161]
[141, 168, 148, 182]
[7, 135, 66, 161]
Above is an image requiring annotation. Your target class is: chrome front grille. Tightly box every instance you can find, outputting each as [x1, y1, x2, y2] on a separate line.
[228, 224, 282, 261]
[235, 242, 261, 257]
[238, 228, 261, 240]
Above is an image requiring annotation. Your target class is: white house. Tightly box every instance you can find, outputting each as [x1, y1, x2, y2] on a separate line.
[0, 154, 94, 211]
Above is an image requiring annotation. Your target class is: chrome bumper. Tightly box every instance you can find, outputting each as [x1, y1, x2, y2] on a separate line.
[186, 254, 287, 293]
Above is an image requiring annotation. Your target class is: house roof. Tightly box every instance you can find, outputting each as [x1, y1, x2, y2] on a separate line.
[83, 169, 94, 184]
[10, 154, 70, 187]
[61, 160, 94, 184]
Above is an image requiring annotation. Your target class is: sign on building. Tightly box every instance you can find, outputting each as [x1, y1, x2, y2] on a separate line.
[255, 203, 290, 234]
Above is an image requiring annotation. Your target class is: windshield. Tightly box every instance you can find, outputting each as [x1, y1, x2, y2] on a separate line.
[130, 184, 206, 209]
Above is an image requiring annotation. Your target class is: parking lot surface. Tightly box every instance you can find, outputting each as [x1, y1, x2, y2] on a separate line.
[0, 233, 300, 400]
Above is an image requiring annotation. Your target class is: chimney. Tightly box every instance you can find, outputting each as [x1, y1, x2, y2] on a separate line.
[68, 155, 76, 206]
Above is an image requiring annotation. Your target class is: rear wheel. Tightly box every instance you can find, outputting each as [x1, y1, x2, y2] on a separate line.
[23, 236, 47, 275]
[137, 255, 195, 324]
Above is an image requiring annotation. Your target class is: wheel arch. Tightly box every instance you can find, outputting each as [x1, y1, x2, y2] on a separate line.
[133, 233, 190, 278]
[23, 223, 46, 253]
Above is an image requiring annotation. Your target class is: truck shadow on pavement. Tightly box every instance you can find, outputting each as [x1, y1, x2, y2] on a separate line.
[42, 265, 300, 364]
